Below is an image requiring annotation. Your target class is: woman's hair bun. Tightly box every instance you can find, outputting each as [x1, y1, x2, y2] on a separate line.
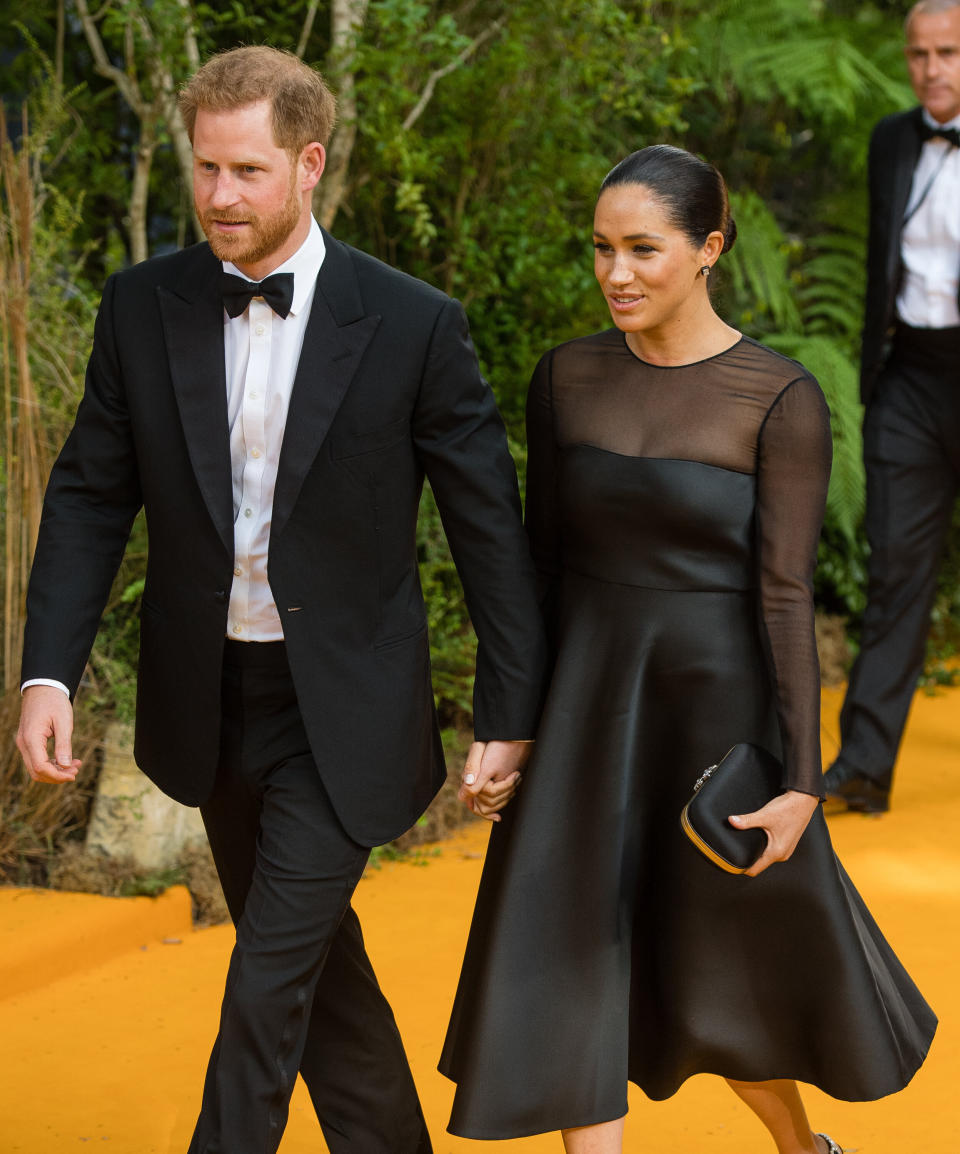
[721, 217, 737, 254]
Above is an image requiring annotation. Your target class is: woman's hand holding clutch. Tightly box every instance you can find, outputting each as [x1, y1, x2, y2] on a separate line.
[728, 790, 820, 877]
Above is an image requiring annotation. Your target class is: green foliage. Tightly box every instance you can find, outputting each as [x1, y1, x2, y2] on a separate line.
[339, 0, 692, 426]
[725, 191, 802, 333]
[2, 0, 958, 748]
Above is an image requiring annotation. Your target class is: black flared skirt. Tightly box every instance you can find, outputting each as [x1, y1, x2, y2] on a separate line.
[439, 574, 937, 1139]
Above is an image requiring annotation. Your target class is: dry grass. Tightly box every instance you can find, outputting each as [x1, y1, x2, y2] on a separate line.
[0, 688, 102, 886]
[49, 839, 230, 926]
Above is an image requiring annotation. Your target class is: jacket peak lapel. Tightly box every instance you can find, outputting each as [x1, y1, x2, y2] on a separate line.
[158, 279, 234, 557]
[272, 287, 381, 536]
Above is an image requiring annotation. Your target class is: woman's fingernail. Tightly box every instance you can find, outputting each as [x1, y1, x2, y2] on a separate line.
[464, 773, 476, 785]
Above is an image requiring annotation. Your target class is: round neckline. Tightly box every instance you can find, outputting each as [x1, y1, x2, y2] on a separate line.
[621, 330, 745, 368]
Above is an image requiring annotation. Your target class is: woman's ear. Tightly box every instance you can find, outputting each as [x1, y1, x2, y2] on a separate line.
[701, 229, 725, 266]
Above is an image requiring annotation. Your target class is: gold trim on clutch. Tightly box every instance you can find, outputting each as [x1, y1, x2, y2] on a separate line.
[680, 803, 749, 875]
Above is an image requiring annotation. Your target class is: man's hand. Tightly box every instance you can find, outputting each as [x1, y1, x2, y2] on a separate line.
[729, 789, 820, 877]
[458, 740, 534, 822]
[16, 685, 82, 784]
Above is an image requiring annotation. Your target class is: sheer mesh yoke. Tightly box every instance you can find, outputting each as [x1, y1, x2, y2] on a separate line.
[525, 330, 832, 796]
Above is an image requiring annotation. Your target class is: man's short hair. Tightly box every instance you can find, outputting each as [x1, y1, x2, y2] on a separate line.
[906, 0, 960, 34]
[179, 46, 337, 153]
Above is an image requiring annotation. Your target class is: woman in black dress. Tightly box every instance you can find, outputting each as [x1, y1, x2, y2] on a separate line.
[440, 146, 936, 1153]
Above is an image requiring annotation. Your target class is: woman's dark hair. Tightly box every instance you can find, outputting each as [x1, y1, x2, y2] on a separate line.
[599, 145, 737, 254]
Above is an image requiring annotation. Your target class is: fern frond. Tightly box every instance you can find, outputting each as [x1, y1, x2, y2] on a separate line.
[725, 191, 802, 331]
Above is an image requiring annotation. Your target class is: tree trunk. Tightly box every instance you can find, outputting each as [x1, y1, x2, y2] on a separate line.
[314, 0, 370, 231]
[128, 116, 157, 265]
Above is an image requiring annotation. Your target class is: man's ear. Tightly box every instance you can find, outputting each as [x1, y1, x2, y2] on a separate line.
[300, 143, 326, 192]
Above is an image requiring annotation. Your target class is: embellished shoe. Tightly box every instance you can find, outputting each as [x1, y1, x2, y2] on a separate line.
[816, 1134, 843, 1154]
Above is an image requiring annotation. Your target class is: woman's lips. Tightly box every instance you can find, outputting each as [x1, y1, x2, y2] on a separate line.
[608, 294, 643, 312]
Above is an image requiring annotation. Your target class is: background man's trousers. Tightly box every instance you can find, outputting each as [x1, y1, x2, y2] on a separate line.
[837, 325, 960, 786]
[188, 639, 432, 1154]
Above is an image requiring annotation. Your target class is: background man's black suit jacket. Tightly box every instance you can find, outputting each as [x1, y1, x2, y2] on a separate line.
[860, 105, 960, 397]
[22, 231, 547, 846]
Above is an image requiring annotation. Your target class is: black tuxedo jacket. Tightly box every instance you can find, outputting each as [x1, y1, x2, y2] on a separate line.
[23, 232, 547, 846]
[861, 106, 960, 401]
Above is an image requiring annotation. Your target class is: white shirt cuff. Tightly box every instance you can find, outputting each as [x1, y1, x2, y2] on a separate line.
[21, 678, 70, 697]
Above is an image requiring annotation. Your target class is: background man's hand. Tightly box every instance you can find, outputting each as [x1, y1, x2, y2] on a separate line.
[16, 685, 82, 784]
[458, 740, 534, 821]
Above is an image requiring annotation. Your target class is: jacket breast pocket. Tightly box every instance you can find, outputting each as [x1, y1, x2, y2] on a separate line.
[329, 417, 410, 460]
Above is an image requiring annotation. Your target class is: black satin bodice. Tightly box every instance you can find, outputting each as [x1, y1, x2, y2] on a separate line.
[561, 448, 757, 591]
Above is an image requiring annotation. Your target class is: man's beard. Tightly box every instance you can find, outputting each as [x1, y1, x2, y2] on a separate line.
[200, 174, 301, 269]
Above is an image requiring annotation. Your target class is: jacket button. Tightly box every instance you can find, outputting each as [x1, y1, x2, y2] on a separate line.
[214, 590, 228, 603]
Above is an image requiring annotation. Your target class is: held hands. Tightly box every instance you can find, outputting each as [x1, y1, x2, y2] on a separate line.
[458, 740, 534, 822]
[729, 789, 820, 878]
[16, 685, 82, 784]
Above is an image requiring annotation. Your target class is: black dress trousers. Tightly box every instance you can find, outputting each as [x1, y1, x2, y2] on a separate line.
[838, 325, 960, 783]
[188, 640, 431, 1154]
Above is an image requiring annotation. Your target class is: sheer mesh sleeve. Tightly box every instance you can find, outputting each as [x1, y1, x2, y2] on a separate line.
[755, 375, 832, 797]
[525, 350, 563, 643]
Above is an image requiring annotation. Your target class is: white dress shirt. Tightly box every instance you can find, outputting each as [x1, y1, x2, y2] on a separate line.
[24, 218, 326, 694]
[897, 110, 960, 329]
[223, 218, 325, 641]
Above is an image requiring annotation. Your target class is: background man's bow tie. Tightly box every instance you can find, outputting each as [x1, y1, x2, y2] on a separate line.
[221, 272, 295, 318]
[918, 121, 960, 148]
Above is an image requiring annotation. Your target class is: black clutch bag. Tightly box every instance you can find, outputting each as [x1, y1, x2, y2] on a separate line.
[680, 743, 783, 874]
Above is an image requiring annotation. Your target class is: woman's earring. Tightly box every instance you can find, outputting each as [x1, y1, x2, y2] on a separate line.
[700, 265, 711, 277]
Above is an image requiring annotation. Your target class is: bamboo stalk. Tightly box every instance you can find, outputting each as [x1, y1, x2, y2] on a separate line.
[0, 106, 46, 692]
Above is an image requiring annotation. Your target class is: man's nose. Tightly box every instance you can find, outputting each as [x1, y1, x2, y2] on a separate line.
[210, 173, 240, 208]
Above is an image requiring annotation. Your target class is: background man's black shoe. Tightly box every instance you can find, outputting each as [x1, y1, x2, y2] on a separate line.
[823, 762, 891, 813]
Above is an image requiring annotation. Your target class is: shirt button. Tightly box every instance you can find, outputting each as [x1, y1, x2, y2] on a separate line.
[232, 624, 242, 635]
[244, 508, 253, 518]
[234, 567, 242, 577]
[248, 391, 258, 399]
[251, 448, 261, 459]
[255, 324, 265, 336]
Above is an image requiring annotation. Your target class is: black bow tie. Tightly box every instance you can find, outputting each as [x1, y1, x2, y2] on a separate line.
[918, 121, 960, 148]
[221, 272, 295, 319]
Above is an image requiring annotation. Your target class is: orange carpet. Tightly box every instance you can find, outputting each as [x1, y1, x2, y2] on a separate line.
[1, 684, 955, 1152]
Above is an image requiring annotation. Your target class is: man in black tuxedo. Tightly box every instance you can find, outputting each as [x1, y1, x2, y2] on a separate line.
[16, 47, 546, 1153]
[824, 0, 960, 813]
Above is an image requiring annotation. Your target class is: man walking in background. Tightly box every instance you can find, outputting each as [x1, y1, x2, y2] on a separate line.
[825, 0, 960, 812]
[16, 46, 545, 1153]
